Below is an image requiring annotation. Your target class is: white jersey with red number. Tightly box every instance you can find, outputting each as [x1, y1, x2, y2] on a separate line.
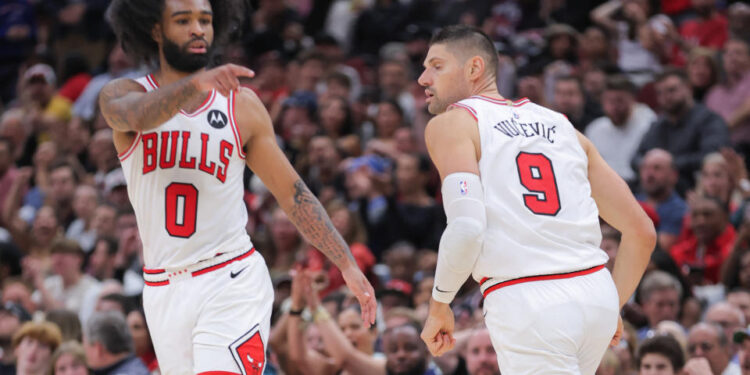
[450, 95, 608, 283]
[119, 74, 252, 269]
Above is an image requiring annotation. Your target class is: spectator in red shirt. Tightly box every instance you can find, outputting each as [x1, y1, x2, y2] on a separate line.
[670, 195, 735, 285]
[679, 0, 729, 50]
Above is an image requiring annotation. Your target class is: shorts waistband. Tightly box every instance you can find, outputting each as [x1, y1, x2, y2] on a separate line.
[142, 247, 255, 286]
[479, 264, 606, 298]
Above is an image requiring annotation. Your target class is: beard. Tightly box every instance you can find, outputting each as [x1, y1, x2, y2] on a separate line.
[162, 36, 213, 73]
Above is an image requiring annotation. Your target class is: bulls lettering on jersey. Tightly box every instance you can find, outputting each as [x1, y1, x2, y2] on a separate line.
[450, 96, 608, 283]
[119, 74, 253, 269]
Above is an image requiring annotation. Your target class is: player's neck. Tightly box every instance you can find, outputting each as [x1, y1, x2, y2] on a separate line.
[472, 79, 504, 101]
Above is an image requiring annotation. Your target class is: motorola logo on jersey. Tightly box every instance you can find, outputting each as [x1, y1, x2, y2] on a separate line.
[207, 110, 228, 129]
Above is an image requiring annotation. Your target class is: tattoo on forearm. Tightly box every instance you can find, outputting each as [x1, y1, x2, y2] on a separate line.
[100, 78, 200, 132]
[288, 179, 353, 266]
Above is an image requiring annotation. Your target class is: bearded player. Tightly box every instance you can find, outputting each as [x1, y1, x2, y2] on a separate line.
[99, 0, 376, 373]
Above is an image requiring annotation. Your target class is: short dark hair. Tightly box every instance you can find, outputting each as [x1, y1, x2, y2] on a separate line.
[429, 25, 498, 78]
[105, 0, 247, 65]
[637, 334, 685, 371]
[605, 74, 637, 94]
[655, 67, 689, 85]
[555, 75, 584, 95]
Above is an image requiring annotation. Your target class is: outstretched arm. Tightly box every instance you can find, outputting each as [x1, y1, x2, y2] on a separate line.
[238, 88, 377, 326]
[98, 64, 254, 133]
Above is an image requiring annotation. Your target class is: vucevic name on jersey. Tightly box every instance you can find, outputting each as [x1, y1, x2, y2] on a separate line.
[119, 75, 253, 269]
[450, 95, 608, 283]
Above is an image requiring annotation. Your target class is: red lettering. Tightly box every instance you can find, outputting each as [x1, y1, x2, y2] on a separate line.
[216, 140, 233, 183]
[198, 133, 216, 175]
[179, 131, 196, 169]
[142, 133, 158, 174]
[159, 131, 179, 169]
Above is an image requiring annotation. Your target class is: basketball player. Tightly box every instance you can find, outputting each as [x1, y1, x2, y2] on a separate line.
[99, 0, 376, 373]
[418, 25, 656, 374]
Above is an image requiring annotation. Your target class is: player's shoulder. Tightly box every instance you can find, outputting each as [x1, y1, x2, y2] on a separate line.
[99, 77, 146, 100]
[425, 106, 479, 147]
[523, 101, 569, 123]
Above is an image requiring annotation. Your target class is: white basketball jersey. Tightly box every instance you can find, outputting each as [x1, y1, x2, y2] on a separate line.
[450, 95, 608, 283]
[119, 74, 253, 269]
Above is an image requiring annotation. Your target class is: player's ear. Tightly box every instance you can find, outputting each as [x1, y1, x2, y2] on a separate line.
[467, 56, 485, 81]
[152, 23, 163, 44]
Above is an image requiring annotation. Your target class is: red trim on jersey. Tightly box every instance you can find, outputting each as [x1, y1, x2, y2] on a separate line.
[181, 90, 216, 117]
[118, 132, 142, 161]
[144, 280, 170, 286]
[228, 91, 246, 159]
[191, 248, 255, 277]
[479, 277, 489, 285]
[449, 103, 478, 121]
[473, 95, 530, 106]
[196, 372, 240, 375]
[146, 74, 159, 89]
[482, 264, 605, 298]
[143, 267, 165, 274]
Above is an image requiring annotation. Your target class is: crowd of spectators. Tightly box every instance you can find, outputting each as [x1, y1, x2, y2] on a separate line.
[2, 0, 750, 374]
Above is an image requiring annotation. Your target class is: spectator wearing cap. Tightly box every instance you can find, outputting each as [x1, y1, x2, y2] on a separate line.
[11, 321, 62, 375]
[586, 75, 656, 186]
[15, 64, 56, 112]
[632, 68, 730, 195]
[31, 239, 101, 325]
[0, 301, 31, 371]
[686, 322, 740, 375]
[276, 91, 318, 165]
[706, 39, 750, 156]
[636, 149, 687, 251]
[83, 311, 148, 375]
[378, 279, 413, 314]
[102, 169, 128, 213]
[670, 195, 735, 285]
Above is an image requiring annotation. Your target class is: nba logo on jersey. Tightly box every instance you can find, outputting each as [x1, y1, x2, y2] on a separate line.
[512, 110, 520, 119]
[459, 180, 468, 195]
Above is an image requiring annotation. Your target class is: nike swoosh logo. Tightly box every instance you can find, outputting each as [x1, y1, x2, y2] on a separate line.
[230, 266, 248, 278]
[435, 286, 454, 293]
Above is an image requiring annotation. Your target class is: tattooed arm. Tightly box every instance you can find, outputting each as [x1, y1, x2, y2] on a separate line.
[98, 64, 254, 133]
[98, 77, 201, 133]
[238, 87, 353, 268]
[238, 88, 377, 325]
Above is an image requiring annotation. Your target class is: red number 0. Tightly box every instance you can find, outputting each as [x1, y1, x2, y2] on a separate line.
[165, 183, 198, 238]
[516, 152, 560, 216]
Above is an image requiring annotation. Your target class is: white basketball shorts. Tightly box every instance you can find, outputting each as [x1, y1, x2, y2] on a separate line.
[482, 265, 619, 375]
[142, 248, 273, 374]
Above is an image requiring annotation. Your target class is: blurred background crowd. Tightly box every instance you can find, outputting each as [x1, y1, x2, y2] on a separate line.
[2, 0, 750, 374]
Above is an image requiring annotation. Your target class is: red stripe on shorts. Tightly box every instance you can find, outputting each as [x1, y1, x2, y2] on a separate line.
[482, 264, 605, 298]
